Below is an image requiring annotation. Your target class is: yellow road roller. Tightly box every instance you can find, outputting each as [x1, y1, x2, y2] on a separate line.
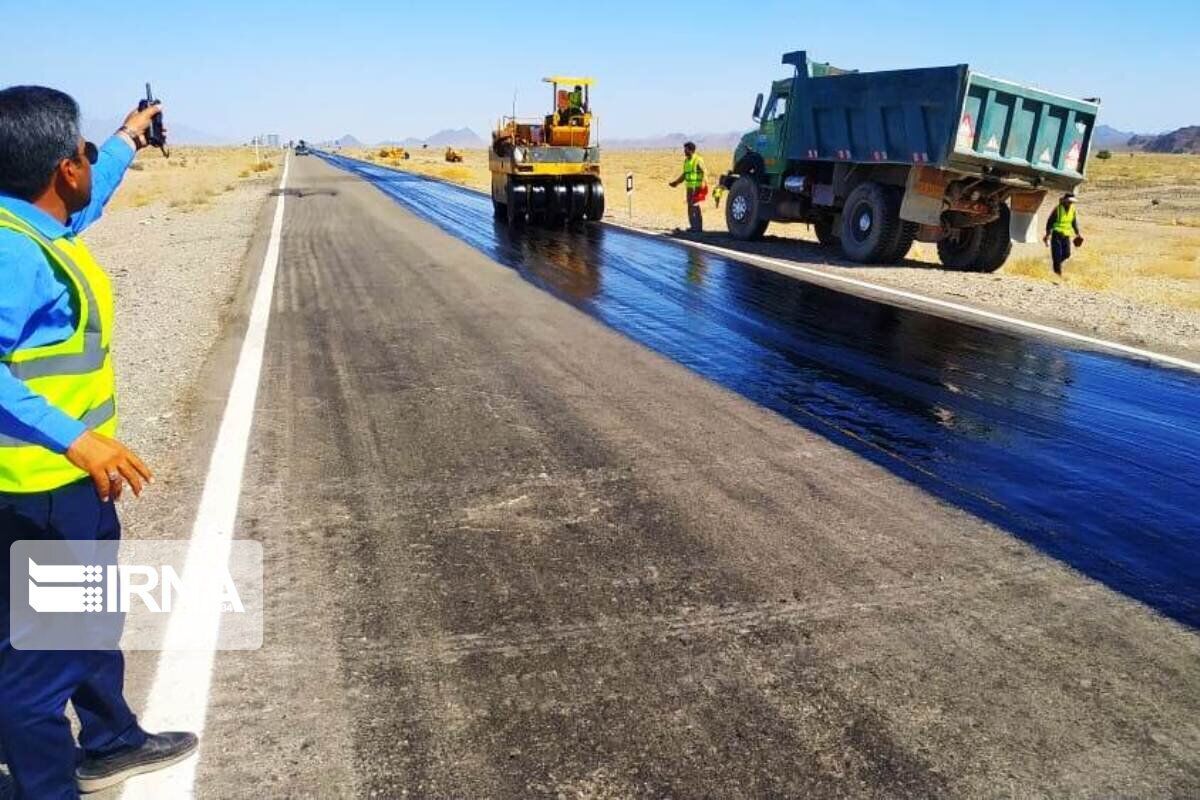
[489, 76, 604, 227]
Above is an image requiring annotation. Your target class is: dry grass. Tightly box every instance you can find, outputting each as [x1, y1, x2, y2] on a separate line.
[344, 143, 1200, 313]
[110, 146, 281, 213]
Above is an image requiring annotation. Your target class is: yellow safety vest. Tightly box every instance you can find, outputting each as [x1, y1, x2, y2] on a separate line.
[683, 154, 705, 189]
[568, 90, 583, 108]
[0, 207, 117, 493]
[1052, 204, 1077, 237]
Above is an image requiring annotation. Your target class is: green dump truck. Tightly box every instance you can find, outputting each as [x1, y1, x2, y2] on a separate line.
[719, 51, 1100, 271]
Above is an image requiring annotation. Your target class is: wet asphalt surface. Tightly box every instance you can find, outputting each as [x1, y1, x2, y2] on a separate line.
[186, 155, 1200, 799]
[321, 153, 1200, 628]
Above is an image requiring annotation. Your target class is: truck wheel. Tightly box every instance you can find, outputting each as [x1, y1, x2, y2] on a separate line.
[813, 216, 839, 246]
[973, 206, 1013, 272]
[839, 182, 903, 263]
[726, 177, 766, 241]
[880, 189, 918, 262]
[937, 227, 986, 270]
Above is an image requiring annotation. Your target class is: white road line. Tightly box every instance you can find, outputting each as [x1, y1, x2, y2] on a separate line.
[605, 222, 1200, 374]
[120, 155, 289, 799]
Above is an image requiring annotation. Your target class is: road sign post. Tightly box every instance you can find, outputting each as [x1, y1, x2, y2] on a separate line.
[626, 173, 634, 220]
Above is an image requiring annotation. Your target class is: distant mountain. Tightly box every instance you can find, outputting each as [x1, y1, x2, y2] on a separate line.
[603, 131, 746, 150]
[331, 134, 364, 148]
[425, 128, 485, 148]
[82, 116, 230, 145]
[381, 128, 485, 150]
[1093, 124, 1141, 151]
[1128, 126, 1200, 154]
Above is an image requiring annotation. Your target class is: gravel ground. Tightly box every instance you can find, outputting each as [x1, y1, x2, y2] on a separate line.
[83, 180, 273, 502]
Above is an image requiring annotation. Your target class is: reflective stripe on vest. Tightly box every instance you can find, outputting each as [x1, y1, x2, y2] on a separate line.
[683, 155, 705, 189]
[0, 207, 117, 492]
[1052, 204, 1077, 236]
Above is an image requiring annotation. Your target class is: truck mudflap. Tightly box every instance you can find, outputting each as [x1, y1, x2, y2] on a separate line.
[1009, 190, 1047, 244]
[900, 167, 953, 227]
[900, 167, 1047, 243]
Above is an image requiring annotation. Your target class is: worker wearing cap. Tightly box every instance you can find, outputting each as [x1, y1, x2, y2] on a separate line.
[669, 141, 707, 233]
[559, 85, 586, 126]
[0, 85, 197, 798]
[1043, 193, 1084, 276]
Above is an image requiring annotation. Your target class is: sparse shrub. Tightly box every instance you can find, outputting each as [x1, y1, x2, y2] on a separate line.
[1096, 150, 1113, 160]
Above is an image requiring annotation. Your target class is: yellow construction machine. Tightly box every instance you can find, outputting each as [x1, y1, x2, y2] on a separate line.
[489, 76, 604, 227]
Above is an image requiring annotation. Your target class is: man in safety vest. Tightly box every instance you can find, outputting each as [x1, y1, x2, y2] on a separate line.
[669, 141, 707, 233]
[1042, 193, 1084, 275]
[0, 86, 197, 798]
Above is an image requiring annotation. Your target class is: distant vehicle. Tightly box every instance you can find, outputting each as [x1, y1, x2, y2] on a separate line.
[295, 141, 311, 156]
[489, 76, 604, 228]
[719, 50, 1100, 271]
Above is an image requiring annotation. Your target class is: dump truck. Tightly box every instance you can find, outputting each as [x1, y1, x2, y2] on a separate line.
[719, 51, 1100, 271]
[489, 76, 605, 227]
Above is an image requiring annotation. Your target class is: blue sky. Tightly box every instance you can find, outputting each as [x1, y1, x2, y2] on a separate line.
[1, 0, 1194, 143]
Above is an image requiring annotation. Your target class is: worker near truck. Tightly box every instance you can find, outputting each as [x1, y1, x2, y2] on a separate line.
[0, 85, 197, 798]
[669, 141, 707, 233]
[1043, 193, 1084, 275]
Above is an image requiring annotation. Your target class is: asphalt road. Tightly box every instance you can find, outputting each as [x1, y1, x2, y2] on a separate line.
[187, 154, 1200, 798]
[320, 153, 1200, 629]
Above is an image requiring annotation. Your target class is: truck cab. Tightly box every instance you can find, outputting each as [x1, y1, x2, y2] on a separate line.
[733, 78, 792, 186]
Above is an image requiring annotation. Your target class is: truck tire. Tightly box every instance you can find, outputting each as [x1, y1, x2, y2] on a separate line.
[839, 182, 904, 263]
[880, 189, 918, 262]
[813, 216, 839, 247]
[973, 205, 1013, 272]
[937, 227, 983, 269]
[937, 206, 1011, 271]
[726, 177, 767, 241]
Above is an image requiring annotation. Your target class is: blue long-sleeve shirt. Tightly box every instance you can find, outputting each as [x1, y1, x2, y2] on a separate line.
[0, 135, 134, 453]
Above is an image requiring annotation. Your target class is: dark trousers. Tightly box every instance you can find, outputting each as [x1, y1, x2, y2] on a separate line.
[686, 187, 703, 232]
[0, 479, 145, 800]
[1051, 232, 1072, 274]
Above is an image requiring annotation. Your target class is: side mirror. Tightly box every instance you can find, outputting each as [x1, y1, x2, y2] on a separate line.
[752, 93, 764, 123]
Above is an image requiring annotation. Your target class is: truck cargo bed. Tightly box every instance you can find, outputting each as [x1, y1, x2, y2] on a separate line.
[781, 51, 1098, 190]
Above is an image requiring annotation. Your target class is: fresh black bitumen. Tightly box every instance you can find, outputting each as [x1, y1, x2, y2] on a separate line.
[321, 152, 1200, 628]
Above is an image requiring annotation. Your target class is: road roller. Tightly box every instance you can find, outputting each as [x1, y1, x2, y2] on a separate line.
[489, 76, 605, 227]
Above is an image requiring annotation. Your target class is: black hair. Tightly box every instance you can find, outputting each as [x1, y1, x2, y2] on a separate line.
[0, 85, 81, 201]
[684, 141, 696, 151]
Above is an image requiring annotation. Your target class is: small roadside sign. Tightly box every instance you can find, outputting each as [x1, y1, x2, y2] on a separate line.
[625, 173, 634, 194]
